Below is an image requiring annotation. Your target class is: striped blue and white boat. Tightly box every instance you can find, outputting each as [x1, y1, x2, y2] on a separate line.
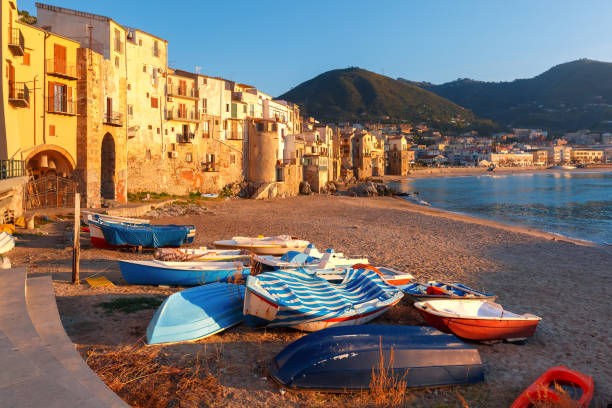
[243, 267, 403, 332]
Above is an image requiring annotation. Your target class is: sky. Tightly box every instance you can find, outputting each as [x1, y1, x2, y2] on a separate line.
[18, 0, 612, 96]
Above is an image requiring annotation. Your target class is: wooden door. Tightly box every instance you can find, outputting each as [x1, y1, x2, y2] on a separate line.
[54, 44, 66, 74]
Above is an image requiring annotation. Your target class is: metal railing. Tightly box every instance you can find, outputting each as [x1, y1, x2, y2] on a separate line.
[0, 159, 26, 180]
[24, 175, 77, 210]
[167, 109, 198, 121]
[168, 84, 198, 98]
[8, 27, 25, 55]
[8, 82, 29, 106]
[177, 133, 195, 143]
[48, 97, 76, 115]
[46, 59, 79, 79]
[103, 111, 123, 126]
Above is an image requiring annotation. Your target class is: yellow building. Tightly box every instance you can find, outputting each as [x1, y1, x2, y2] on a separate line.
[1, 0, 80, 180]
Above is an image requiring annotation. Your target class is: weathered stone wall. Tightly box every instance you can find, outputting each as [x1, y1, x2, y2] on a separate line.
[247, 121, 278, 184]
[0, 177, 27, 219]
[75, 48, 127, 207]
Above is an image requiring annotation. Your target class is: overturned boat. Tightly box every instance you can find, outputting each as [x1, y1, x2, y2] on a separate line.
[147, 283, 245, 345]
[89, 219, 195, 249]
[269, 325, 484, 391]
[243, 268, 403, 331]
[400, 281, 497, 303]
[119, 260, 250, 286]
[414, 299, 541, 341]
[214, 235, 309, 255]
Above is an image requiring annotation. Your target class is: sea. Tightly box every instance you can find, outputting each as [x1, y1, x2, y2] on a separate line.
[388, 171, 612, 245]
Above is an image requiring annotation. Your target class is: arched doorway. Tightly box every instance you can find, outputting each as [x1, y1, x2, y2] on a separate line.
[101, 133, 116, 200]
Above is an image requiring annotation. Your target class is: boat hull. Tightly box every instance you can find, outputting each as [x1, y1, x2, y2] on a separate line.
[401, 282, 497, 303]
[91, 219, 195, 248]
[119, 260, 250, 286]
[269, 325, 484, 391]
[146, 283, 245, 345]
[214, 242, 299, 255]
[243, 287, 401, 331]
[415, 301, 541, 341]
[243, 269, 404, 331]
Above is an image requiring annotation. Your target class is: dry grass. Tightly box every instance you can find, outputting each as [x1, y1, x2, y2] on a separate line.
[362, 338, 410, 407]
[86, 344, 225, 408]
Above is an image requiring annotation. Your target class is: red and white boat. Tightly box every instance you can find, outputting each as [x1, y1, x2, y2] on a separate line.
[414, 299, 541, 342]
[314, 264, 413, 287]
[510, 366, 593, 408]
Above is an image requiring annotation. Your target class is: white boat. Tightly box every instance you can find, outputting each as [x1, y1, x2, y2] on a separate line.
[253, 247, 368, 271]
[0, 232, 15, 254]
[313, 265, 414, 286]
[155, 247, 250, 262]
[82, 211, 150, 226]
[214, 235, 310, 255]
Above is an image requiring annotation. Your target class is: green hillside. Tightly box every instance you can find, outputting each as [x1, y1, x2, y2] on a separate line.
[278, 67, 496, 131]
[407, 59, 612, 131]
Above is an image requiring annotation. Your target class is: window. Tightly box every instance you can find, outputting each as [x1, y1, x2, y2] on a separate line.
[48, 82, 72, 114]
[114, 28, 122, 53]
[114, 56, 119, 68]
[185, 153, 193, 162]
[143, 64, 147, 73]
[157, 128, 160, 134]
[151, 97, 158, 108]
[148, 125, 153, 130]
[165, 129, 168, 135]
[226, 104, 229, 112]
[230, 153, 235, 165]
[202, 120, 209, 137]
[243, 105, 247, 113]
[23, 52, 30, 66]
[49, 125, 55, 136]
[223, 120, 227, 130]
[145, 149, 151, 161]
[127, 83, 131, 90]
[201, 98, 207, 113]
[202, 78, 207, 85]
[53, 44, 66, 74]
[128, 105, 133, 116]
[138, 39, 142, 46]
[178, 103, 186, 118]
[153, 41, 159, 57]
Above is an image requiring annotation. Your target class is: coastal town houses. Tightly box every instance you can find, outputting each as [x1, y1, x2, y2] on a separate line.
[386, 135, 416, 175]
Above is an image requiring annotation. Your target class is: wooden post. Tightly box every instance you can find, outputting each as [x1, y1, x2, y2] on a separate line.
[72, 193, 80, 284]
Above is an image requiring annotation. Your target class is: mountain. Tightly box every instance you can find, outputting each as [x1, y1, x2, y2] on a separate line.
[404, 59, 612, 132]
[277, 67, 497, 132]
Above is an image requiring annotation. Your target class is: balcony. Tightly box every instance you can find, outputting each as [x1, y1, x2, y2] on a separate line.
[8, 82, 29, 107]
[47, 97, 76, 115]
[46, 59, 79, 80]
[177, 133, 195, 143]
[103, 111, 123, 126]
[0, 159, 26, 180]
[166, 109, 199, 122]
[8, 28, 25, 56]
[167, 84, 198, 99]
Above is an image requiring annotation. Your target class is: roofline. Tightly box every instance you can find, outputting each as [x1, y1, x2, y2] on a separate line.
[124, 26, 168, 43]
[16, 20, 81, 45]
[36, 2, 115, 24]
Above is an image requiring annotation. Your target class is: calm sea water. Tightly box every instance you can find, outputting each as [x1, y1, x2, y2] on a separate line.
[389, 171, 612, 245]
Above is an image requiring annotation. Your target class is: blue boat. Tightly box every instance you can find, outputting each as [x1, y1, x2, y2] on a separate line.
[243, 268, 403, 331]
[147, 283, 245, 344]
[399, 281, 497, 303]
[118, 260, 250, 286]
[269, 325, 484, 391]
[89, 219, 195, 248]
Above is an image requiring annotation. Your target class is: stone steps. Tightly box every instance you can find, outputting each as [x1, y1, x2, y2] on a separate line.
[0, 267, 128, 407]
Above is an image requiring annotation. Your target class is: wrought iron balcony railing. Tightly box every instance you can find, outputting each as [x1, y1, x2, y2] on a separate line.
[167, 84, 198, 99]
[8, 27, 25, 55]
[103, 111, 123, 126]
[8, 81, 29, 107]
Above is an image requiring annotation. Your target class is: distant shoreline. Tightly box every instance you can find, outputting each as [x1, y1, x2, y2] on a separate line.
[380, 164, 612, 181]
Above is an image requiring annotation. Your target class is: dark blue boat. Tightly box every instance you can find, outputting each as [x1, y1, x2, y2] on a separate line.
[90, 219, 195, 248]
[269, 325, 484, 391]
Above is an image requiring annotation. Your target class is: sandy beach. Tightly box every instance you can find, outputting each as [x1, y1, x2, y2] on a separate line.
[10, 195, 612, 407]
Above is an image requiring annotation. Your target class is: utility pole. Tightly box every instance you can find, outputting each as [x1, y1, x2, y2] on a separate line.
[72, 193, 80, 284]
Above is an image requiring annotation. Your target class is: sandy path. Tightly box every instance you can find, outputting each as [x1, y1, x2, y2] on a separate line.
[10, 195, 612, 407]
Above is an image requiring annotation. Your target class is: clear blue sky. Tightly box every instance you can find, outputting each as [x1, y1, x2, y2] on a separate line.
[19, 0, 612, 96]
